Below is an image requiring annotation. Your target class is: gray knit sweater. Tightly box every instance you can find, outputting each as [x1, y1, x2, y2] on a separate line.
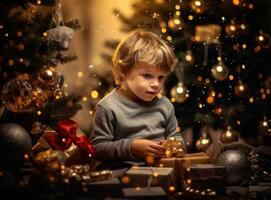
[90, 88, 184, 162]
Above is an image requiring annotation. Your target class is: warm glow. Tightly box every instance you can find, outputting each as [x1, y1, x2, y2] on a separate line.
[194, 1, 202, 7]
[229, 75, 234, 80]
[216, 65, 223, 72]
[232, 0, 240, 6]
[161, 28, 167, 33]
[77, 71, 84, 78]
[258, 35, 264, 41]
[91, 90, 99, 99]
[188, 15, 194, 20]
[238, 85, 245, 91]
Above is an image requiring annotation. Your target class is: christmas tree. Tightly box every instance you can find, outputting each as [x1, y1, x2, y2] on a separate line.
[103, 0, 271, 151]
[0, 0, 82, 140]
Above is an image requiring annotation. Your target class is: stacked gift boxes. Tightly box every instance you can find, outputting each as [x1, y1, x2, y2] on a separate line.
[154, 152, 210, 190]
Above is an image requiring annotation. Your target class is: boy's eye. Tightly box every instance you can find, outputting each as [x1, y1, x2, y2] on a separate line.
[143, 74, 152, 78]
[159, 76, 166, 81]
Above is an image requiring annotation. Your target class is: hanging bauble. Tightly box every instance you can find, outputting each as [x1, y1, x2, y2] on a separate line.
[258, 116, 271, 136]
[190, 0, 206, 14]
[53, 87, 64, 100]
[195, 24, 221, 44]
[31, 87, 48, 109]
[36, 66, 58, 89]
[255, 31, 271, 50]
[211, 62, 229, 81]
[0, 123, 32, 170]
[196, 126, 213, 151]
[220, 126, 239, 144]
[168, 16, 184, 31]
[2, 78, 33, 112]
[170, 82, 189, 103]
[216, 149, 250, 185]
[234, 80, 250, 99]
[47, 26, 74, 50]
[185, 50, 194, 64]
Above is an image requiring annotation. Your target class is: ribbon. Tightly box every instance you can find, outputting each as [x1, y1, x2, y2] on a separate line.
[44, 119, 96, 156]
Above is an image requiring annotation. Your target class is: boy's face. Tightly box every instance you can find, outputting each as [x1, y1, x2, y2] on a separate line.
[121, 62, 168, 102]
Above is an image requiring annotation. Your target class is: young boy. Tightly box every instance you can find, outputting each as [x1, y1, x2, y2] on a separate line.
[90, 29, 185, 169]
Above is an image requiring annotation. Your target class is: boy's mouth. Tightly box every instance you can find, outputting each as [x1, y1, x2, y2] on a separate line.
[146, 91, 156, 95]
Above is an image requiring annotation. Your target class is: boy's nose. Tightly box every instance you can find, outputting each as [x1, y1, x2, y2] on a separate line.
[150, 79, 160, 88]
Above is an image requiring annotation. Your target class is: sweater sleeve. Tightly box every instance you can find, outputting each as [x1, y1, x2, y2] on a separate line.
[90, 105, 135, 161]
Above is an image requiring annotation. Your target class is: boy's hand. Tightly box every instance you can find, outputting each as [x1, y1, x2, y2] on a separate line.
[131, 139, 166, 159]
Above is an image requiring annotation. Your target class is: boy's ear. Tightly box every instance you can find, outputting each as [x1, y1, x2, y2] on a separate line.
[119, 68, 127, 78]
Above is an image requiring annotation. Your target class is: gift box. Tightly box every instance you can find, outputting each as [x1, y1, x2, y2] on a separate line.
[154, 152, 210, 189]
[122, 187, 168, 199]
[184, 164, 226, 194]
[123, 166, 175, 192]
[32, 120, 95, 166]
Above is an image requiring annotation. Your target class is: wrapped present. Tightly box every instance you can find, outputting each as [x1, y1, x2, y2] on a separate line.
[33, 119, 96, 166]
[154, 152, 210, 189]
[184, 164, 226, 194]
[122, 187, 167, 199]
[123, 166, 175, 192]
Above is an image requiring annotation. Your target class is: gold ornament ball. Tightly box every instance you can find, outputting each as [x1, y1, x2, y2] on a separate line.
[37, 66, 58, 88]
[234, 81, 250, 98]
[211, 62, 229, 81]
[195, 136, 212, 152]
[258, 117, 271, 136]
[220, 127, 239, 144]
[2, 78, 33, 112]
[170, 82, 189, 103]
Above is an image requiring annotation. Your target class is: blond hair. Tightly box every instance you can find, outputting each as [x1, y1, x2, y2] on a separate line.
[112, 29, 176, 83]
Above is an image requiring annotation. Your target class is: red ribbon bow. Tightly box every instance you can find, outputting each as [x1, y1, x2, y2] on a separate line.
[44, 120, 96, 156]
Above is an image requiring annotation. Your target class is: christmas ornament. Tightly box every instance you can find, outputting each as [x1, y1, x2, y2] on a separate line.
[53, 87, 64, 99]
[0, 123, 32, 169]
[211, 62, 229, 81]
[195, 24, 221, 44]
[31, 87, 48, 109]
[258, 116, 271, 136]
[190, 0, 206, 14]
[220, 126, 239, 144]
[234, 80, 250, 99]
[2, 78, 33, 112]
[195, 133, 212, 152]
[255, 31, 271, 49]
[185, 50, 194, 64]
[216, 149, 250, 185]
[163, 137, 186, 157]
[36, 66, 58, 89]
[170, 82, 189, 103]
[47, 26, 74, 50]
